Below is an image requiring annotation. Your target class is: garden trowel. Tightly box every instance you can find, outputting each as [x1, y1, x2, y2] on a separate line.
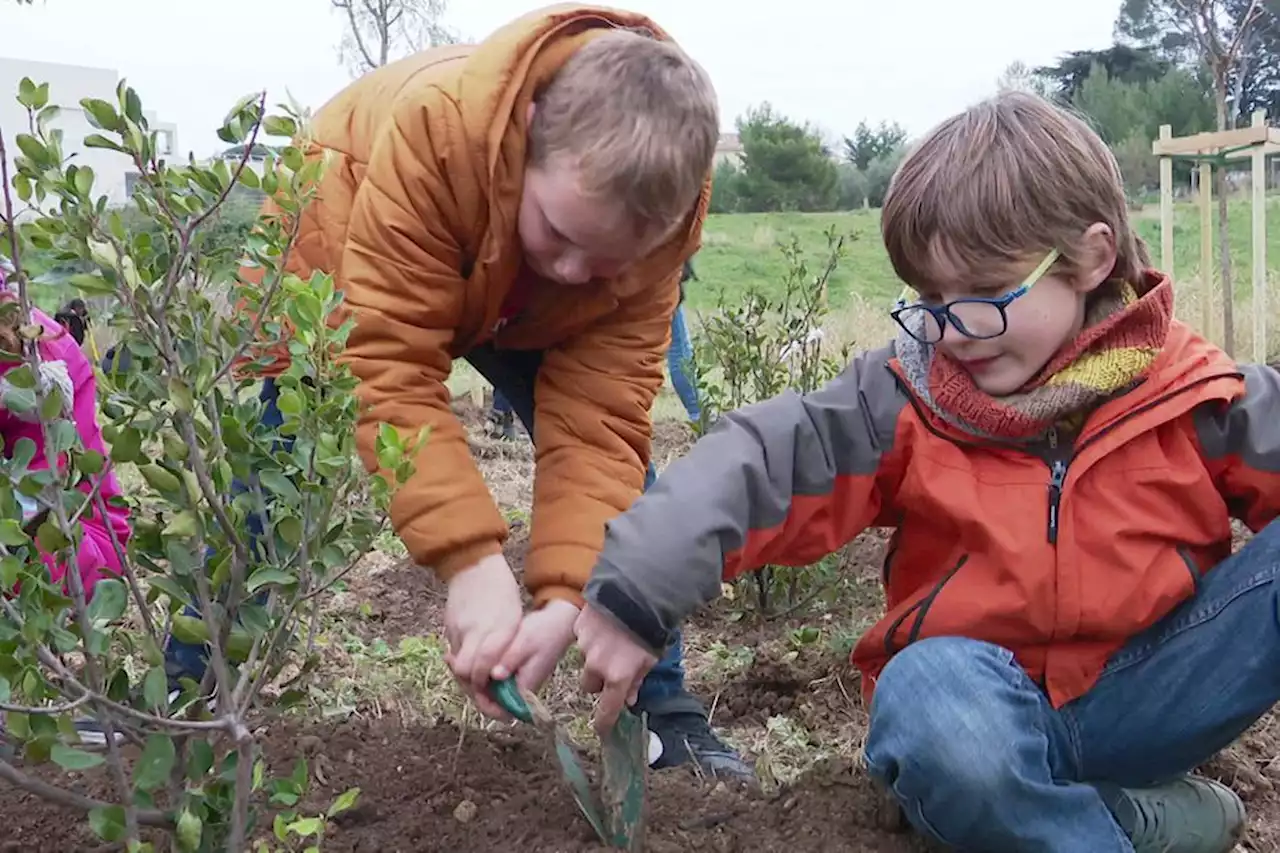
[490, 678, 648, 850]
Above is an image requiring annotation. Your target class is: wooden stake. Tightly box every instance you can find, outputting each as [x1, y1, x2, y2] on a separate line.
[1253, 111, 1269, 363]
[1200, 161, 1215, 343]
[1159, 125, 1175, 281]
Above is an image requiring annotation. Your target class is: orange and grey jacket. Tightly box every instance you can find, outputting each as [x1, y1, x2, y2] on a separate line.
[585, 295, 1280, 708]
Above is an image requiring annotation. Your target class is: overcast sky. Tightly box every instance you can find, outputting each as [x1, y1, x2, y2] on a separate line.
[1, 0, 1120, 158]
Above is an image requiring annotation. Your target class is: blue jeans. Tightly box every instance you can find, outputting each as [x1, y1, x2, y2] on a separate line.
[467, 343, 685, 707]
[490, 306, 698, 494]
[666, 305, 700, 423]
[864, 518, 1280, 852]
[164, 379, 288, 686]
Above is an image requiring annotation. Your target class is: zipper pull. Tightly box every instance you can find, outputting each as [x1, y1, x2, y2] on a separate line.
[1047, 458, 1067, 544]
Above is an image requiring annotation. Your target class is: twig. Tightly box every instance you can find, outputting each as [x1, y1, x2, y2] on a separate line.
[0, 757, 170, 827]
[765, 580, 837, 622]
[0, 693, 90, 714]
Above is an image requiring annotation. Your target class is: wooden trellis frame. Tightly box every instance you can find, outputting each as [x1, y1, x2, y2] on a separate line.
[1153, 111, 1277, 361]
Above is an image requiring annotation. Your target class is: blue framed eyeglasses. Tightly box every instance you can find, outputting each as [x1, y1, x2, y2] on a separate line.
[890, 249, 1061, 345]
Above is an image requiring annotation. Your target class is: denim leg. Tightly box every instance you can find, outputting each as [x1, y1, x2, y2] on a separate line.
[1061, 517, 1280, 788]
[864, 636, 1133, 852]
[666, 306, 701, 424]
[165, 379, 289, 686]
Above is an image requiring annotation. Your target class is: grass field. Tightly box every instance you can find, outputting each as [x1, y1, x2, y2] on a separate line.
[690, 196, 1280, 310]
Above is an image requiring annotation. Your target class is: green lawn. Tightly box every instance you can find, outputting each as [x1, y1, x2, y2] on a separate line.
[689, 196, 1280, 312]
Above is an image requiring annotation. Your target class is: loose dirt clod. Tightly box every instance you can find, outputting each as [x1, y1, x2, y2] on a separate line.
[452, 799, 478, 823]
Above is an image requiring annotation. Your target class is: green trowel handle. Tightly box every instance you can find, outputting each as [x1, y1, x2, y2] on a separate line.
[488, 677, 535, 724]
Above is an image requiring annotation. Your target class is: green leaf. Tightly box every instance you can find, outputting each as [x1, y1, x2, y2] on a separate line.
[17, 77, 36, 107]
[73, 165, 94, 198]
[170, 614, 209, 645]
[175, 808, 202, 852]
[4, 365, 35, 389]
[0, 555, 23, 589]
[86, 578, 127, 624]
[2, 386, 38, 417]
[39, 386, 64, 421]
[49, 420, 78, 456]
[0, 519, 29, 547]
[187, 740, 214, 781]
[286, 817, 323, 838]
[68, 273, 116, 296]
[82, 134, 126, 153]
[162, 511, 199, 539]
[328, 786, 361, 818]
[10, 438, 35, 471]
[51, 743, 106, 771]
[275, 516, 302, 548]
[246, 568, 296, 594]
[257, 471, 299, 501]
[262, 115, 297, 138]
[89, 805, 127, 842]
[108, 427, 143, 464]
[77, 450, 106, 475]
[134, 734, 175, 792]
[80, 98, 119, 130]
[276, 389, 301, 417]
[143, 666, 168, 712]
[35, 520, 69, 553]
[14, 134, 47, 165]
[0, 674, 10, 705]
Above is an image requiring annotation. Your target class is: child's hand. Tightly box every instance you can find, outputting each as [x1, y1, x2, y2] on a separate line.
[491, 599, 580, 696]
[444, 553, 523, 719]
[575, 603, 658, 733]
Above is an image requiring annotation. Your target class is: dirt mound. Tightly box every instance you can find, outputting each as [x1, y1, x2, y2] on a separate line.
[275, 717, 926, 853]
[0, 717, 924, 853]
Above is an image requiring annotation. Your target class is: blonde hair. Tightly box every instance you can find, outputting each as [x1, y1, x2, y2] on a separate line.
[528, 28, 719, 235]
[881, 91, 1150, 293]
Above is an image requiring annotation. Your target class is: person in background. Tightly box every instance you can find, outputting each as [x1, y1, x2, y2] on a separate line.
[0, 261, 132, 747]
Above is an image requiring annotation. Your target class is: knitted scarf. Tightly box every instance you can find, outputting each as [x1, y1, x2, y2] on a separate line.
[895, 274, 1174, 441]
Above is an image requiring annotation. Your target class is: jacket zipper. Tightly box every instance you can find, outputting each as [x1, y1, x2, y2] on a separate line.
[1038, 371, 1242, 544]
[1045, 428, 1069, 544]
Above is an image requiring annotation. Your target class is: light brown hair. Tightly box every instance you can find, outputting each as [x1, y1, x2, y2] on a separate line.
[881, 91, 1150, 293]
[529, 28, 719, 236]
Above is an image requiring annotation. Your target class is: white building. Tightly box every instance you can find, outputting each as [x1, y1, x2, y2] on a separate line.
[0, 57, 179, 210]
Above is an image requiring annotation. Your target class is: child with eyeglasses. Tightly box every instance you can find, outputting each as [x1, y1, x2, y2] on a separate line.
[566, 91, 1279, 853]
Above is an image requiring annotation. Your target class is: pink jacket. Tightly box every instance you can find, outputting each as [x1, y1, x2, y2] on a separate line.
[0, 299, 130, 598]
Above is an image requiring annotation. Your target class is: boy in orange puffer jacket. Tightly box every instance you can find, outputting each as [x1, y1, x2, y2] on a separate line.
[573, 91, 1274, 852]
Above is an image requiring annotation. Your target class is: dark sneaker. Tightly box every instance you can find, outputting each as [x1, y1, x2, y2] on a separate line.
[637, 693, 754, 782]
[72, 717, 126, 748]
[1103, 775, 1246, 853]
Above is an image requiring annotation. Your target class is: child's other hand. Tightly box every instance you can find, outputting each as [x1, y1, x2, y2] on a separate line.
[444, 553, 522, 719]
[575, 603, 658, 734]
[490, 599, 579, 696]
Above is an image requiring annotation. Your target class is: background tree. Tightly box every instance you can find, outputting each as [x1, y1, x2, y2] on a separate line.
[841, 120, 908, 171]
[332, 0, 458, 77]
[1035, 45, 1172, 101]
[997, 60, 1053, 96]
[1115, 0, 1272, 355]
[734, 103, 841, 212]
